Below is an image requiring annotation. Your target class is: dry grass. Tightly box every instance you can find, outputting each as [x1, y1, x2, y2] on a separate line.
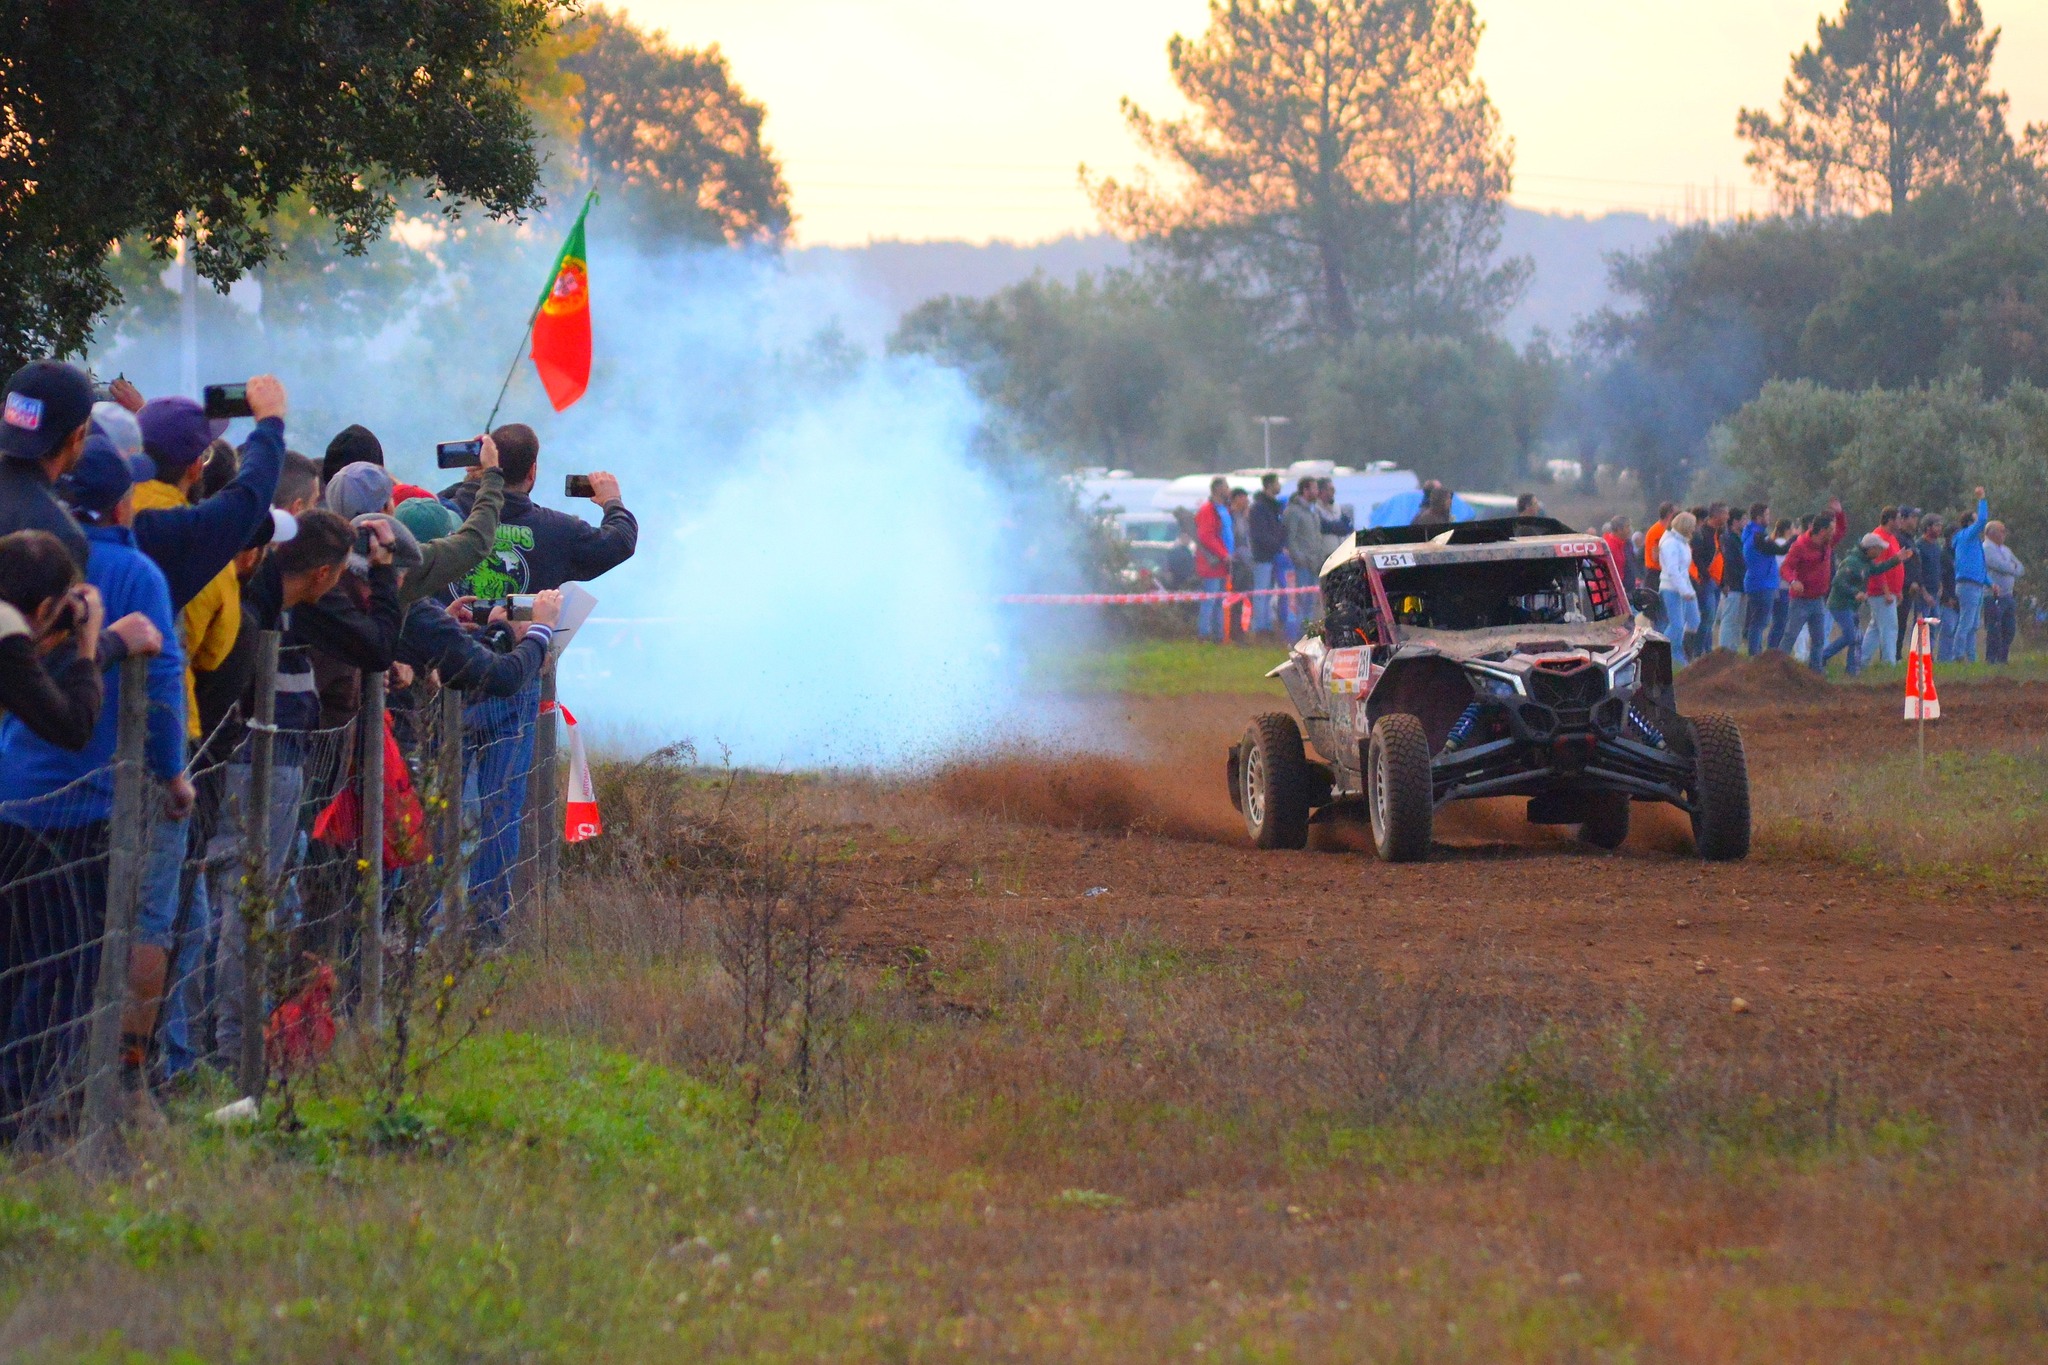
[8, 752, 2048, 1360]
[1750, 736, 2048, 889]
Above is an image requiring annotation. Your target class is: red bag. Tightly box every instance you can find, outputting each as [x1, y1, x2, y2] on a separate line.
[312, 712, 432, 870]
[266, 957, 337, 1077]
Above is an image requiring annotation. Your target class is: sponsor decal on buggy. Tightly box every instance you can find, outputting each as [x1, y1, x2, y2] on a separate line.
[1373, 551, 1415, 569]
[1325, 648, 1369, 695]
[1554, 540, 1604, 557]
[3, 393, 43, 431]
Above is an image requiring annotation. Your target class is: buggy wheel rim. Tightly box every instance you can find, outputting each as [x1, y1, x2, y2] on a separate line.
[1369, 740, 1387, 834]
[1244, 745, 1266, 827]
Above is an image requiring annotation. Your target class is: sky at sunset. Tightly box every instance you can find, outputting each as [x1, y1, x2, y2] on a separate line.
[614, 0, 2048, 246]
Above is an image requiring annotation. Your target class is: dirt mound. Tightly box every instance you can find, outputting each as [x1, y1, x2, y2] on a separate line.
[928, 753, 1242, 843]
[1677, 649, 1824, 707]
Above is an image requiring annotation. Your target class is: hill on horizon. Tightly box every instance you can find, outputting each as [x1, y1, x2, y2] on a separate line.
[791, 205, 1673, 346]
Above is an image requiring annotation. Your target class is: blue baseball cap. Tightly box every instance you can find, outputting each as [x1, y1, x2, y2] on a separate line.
[59, 433, 135, 521]
[2, 360, 96, 462]
[138, 395, 226, 474]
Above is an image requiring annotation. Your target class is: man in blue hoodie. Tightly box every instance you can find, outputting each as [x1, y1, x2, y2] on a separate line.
[0, 437, 185, 1136]
[1739, 502, 1787, 656]
[438, 423, 636, 940]
[1947, 487, 1990, 664]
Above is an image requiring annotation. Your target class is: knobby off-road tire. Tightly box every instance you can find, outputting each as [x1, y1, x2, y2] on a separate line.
[1578, 791, 1632, 850]
[1686, 713, 1751, 861]
[1366, 713, 1434, 863]
[1240, 714, 1312, 850]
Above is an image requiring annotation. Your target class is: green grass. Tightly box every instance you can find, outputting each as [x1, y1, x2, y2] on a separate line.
[1030, 639, 1291, 695]
[1845, 649, 2048, 687]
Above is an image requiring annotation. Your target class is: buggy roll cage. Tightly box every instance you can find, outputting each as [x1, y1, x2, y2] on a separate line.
[1351, 515, 1577, 548]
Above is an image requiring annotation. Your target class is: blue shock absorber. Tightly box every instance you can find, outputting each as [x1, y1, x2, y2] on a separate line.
[1445, 702, 1483, 751]
[1626, 704, 1665, 747]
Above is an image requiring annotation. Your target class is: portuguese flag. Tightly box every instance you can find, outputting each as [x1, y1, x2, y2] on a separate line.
[529, 195, 595, 411]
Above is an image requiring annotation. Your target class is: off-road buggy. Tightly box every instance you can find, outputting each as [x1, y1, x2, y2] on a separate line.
[1227, 517, 1750, 862]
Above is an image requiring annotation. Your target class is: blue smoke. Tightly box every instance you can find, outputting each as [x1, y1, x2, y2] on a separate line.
[87, 224, 1080, 766]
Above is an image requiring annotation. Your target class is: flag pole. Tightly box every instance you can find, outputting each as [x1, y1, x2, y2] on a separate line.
[482, 190, 598, 433]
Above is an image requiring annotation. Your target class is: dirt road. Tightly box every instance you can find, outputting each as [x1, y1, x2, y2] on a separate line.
[834, 669, 2048, 1111]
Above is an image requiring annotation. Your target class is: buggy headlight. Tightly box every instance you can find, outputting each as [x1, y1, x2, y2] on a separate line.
[1608, 656, 1639, 692]
[1469, 670, 1521, 699]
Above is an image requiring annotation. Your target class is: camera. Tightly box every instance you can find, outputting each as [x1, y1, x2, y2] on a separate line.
[436, 438, 484, 469]
[564, 474, 595, 499]
[507, 593, 537, 622]
[202, 382, 254, 419]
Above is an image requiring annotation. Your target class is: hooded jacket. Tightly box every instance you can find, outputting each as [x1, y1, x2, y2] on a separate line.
[403, 468, 504, 605]
[439, 479, 637, 596]
[1826, 545, 1909, 613]
[237, 556, 402, 761]
[1741, 522, 1788, 594]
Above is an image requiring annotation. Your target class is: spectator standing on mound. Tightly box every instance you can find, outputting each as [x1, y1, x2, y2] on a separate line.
[1946, 488, 1990, 663]
[1659, 511, 1700, 668]
[440, 423, 636, 940]
[1739, 503, 1784, 657]
[1983, 521, 2025, 665]
[1643, 501, 1677, 587]
[1779, 499, 1845, 671]
[1714, 506, 1748, 651]
[1822, 532, 1911, 677]
[1859, 506, 1908, 666]
[1193, 477, 1232, 644]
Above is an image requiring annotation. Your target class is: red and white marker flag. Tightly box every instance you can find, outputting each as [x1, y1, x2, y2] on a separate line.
[560, 704, 603, 843]
[1904, 616, 1941, 720]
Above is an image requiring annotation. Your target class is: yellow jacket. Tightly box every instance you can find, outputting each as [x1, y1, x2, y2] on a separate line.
[131, 480, 242, 739]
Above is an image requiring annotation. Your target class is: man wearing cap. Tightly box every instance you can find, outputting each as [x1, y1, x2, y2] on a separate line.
[0, 435, 189, 1132]
[0, 360, 98, 569]
[1821, 530, 1913, 677]
[130, 377, 288, 610]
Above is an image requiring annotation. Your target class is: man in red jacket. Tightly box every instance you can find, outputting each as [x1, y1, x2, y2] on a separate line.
[1779, 498, 1845, 671]
[1194, 477, 1233, 642]
[1859, 506, 1908, 666]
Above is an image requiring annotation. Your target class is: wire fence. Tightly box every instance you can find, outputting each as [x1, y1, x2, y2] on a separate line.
[0, 632, 564, 1165]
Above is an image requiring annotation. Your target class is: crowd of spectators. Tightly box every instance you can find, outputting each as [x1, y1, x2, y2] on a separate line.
[0, 358, 637, 1138]
[1151, 474, 2027, 670]
[1601, 490, 2021, 672]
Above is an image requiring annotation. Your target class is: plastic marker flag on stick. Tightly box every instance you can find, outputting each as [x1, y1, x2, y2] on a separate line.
[561, 704, 602, 843]
[1905, 617, 1941, 720]
[530, 194, 595, 411]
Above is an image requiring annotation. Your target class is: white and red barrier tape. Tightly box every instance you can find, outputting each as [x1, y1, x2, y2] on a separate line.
[998, 586, 1319, 605]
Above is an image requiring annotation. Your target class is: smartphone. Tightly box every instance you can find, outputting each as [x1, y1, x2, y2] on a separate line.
[507, 593, 537, 622]
[353, 525, 375, 556]
[202, 382, 253, 419]
[564, 474, 595, 499]
[436, 438, 483, 469]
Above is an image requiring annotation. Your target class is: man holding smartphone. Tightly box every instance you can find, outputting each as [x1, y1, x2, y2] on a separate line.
[437, 422, 636, 940]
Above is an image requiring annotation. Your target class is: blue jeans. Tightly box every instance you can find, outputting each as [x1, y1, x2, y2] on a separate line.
[1767, 590, 1791, 651]
[1820, 605, 1863, 674]
[1197, 576, 1227, 641]
[161, 864, 211, 1078]
[1786, 597, 1827, 670]
[137, 812, 189, 952]
[1694, 581, 1719, 657]
[1252, 561, 1277, 634]
[1861, 597, 1900, 667]
[1744, 590, 1774, 656]
[1661, 590, 1700, 666]
[1714, 588, 1744, 651]
[1953, 581, 1986, 663]
[466, 678, 540, 938]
